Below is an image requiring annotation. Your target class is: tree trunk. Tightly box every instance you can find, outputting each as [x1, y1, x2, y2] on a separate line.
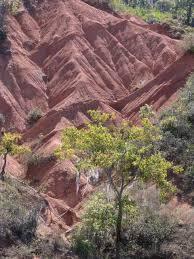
[0, 152, 8, 181]
[115, 193, 123, 259]
[106, 169, 126, 259]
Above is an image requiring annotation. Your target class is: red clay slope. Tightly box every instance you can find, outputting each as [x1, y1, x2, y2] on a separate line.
[0, 0, 194, 229]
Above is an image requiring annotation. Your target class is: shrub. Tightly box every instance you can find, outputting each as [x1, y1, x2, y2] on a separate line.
[2, 236, 71, 258]
[72, 193, 117, 258]
[126, 210, 176, 257]
[183, 34, 194, 54]
[27, 107, 43, 126]
[159, 74, 194, 192]
[27, 153, 56, 167]
[72, 192, 177, 258]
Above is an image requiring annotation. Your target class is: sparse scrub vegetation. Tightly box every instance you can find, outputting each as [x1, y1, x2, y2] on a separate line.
[83, 0, 114, 11]
[0, 178, 70, 258]
[0, 178, 42, 247]
[84, 0, 110, 3]
[183, 33, 194, 53]
[27, 153, 56, 167]
[27, 107, 43, 126]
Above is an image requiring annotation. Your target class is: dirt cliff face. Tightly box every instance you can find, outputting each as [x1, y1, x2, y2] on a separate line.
[1, 0, 194, 229]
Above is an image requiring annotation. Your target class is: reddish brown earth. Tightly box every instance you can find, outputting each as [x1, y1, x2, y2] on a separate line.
[1, 0, 194, 230]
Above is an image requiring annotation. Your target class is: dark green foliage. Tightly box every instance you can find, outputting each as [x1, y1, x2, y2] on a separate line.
[125, 210, 176, 257]
[27, 107, 43, 126]
[159, 131, 189, 166]
[159, 74, 194, 191]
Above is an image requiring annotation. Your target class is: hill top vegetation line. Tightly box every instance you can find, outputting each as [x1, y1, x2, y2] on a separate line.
[84, 0, 194, 26]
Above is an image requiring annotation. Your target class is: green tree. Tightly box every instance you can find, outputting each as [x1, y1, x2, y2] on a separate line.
[0, 132, 30, 180]
[56, 109, 182, 258]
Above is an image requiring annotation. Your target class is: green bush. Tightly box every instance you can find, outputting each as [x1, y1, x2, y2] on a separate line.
[27, 107, 43, 126]
[72, 193, 117, 258]
[72, 192, 177, 258]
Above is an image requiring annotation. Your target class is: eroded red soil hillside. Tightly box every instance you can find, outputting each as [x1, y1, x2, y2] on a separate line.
[1, 0, 194, 229]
